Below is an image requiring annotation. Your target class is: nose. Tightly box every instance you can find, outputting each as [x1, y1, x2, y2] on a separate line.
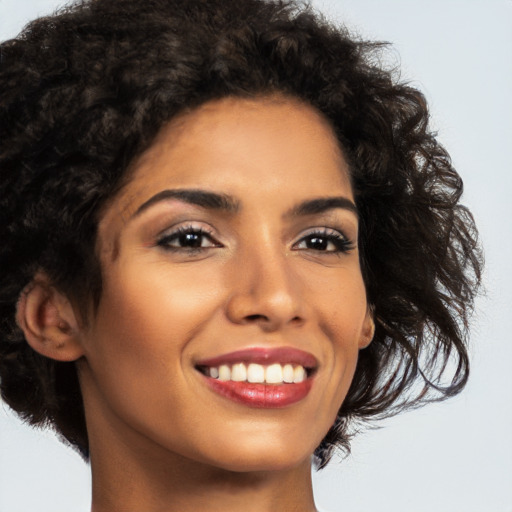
[225, 246, 306, 332]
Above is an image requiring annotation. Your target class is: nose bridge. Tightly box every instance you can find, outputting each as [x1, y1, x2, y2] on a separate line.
[225, 229, 304, 329]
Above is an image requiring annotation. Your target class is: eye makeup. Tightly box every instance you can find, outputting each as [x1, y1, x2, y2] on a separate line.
[156, 224, 222, 253]
[292, 227, 354, 254]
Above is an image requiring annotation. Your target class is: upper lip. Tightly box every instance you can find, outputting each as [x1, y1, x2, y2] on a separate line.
[195, 347, 318, 369]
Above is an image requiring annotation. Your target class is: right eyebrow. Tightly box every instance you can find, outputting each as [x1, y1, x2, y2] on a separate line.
[131, 188, 241, 218]
[285, 196, 358, 218]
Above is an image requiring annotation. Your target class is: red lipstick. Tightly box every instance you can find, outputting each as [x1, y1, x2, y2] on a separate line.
[195, 347, 317, 408]
[204, 378, 313, 408]
[196, 347, 317, 368]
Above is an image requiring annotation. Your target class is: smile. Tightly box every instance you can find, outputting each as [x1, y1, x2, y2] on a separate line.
[198, 362, 309, 384]
[195, 347, 317, 408]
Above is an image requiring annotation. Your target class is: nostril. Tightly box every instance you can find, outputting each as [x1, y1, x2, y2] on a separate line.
[245, 314, 269, 322]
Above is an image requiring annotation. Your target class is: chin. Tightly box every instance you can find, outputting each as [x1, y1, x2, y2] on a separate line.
[200, 436, 317, 473]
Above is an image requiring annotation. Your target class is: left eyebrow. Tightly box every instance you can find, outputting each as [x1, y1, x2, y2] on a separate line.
[132, 188, 240, 218]
[286, 197, 358, 218]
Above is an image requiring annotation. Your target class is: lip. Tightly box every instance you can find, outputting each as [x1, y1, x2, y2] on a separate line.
[195, 347, 318, 408]
[203, 378, 314, 408]
[195, 346, 318, 368]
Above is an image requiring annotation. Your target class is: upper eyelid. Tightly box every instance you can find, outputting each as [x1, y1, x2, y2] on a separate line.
[157, 222, 217, 238]
[291, 227, 356, 253]
[294, 226, 351, 241]
[156, 226, 222, 251]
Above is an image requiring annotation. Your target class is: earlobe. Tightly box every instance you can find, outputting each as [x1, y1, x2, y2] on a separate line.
[16, 274, 84, 362]
[358, 307, 375, 349]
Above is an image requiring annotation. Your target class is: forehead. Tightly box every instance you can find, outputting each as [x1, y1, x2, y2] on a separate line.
[102, 95, 352, 223]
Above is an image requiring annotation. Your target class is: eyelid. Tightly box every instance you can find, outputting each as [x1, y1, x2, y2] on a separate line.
[156, 220, 217, 239]
[294, 226, 350, 242]
[155, 222, 223, 250]
[292, 226, 355, 253]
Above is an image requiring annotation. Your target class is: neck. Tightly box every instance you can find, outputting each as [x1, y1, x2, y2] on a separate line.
[89, 440, 317, 512]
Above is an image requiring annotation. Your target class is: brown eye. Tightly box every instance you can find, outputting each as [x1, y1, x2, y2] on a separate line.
[293, 229, 353, 253]
[302, 235, 333, 251]
[157, 227, 221, 251]
[174, 232, 208, 248]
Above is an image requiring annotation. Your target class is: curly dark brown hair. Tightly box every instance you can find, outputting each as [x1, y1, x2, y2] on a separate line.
[0, 0, 482, 468]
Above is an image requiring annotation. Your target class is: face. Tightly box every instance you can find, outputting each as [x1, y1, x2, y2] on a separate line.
[75, 96, 373, 472]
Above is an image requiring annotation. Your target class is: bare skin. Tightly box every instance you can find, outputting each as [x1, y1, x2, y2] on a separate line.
[19, 96, 374, 511]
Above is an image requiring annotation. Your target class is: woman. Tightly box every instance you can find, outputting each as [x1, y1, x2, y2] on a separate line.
[0, 0, 482, 511]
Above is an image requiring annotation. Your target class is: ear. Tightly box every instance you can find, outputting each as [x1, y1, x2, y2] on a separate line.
[16, 273, 84, 362]
[358, 306, 375, 349]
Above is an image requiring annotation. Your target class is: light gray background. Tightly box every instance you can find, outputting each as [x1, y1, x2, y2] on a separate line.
[0, 1, 510, 511]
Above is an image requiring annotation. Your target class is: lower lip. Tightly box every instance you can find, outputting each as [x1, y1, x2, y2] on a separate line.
[203, 376, 313, 408]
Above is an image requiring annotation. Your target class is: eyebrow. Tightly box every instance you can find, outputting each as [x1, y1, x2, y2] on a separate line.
[133, 189, 240, 217]
[132, 188, 357, 219]
[286, 196, 358, 217]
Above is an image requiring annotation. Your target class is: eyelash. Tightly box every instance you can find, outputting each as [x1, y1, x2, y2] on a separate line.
[156, 225, 220, 253]
[292, 228, 354, 254]
[156, 226, 354, 254]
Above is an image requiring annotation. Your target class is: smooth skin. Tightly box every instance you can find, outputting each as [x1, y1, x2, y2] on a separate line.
[18, 96, 374, 512]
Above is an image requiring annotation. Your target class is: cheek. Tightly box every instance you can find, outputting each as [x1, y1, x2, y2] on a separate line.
[316, 267, 368, 343]
[82, 259, 232, 412]
[97, 258, 222, 344]
[313, 271, 368, 400]
[78, 261, 228, 444]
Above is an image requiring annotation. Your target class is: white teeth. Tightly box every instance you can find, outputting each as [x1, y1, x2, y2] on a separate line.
[283, 364, 294, 383]
[247, 363, 265, 383]
[205, 362, 309, 384]
[218, 364, 231, 381]
[231, 363, 247, 382]
[265, 363, 283, 384]
[293, 366, 306, 383]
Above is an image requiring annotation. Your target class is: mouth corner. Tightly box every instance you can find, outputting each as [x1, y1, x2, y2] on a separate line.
[305, 366, 317, 378]
[195, 364, 209, 376]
